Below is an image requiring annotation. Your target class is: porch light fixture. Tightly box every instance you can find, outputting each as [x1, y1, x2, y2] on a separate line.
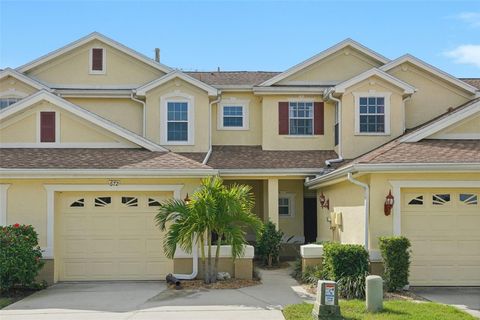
[384, 190, 394, 216]
[184, 193, 191, 204]
[319, 192, 329, 210]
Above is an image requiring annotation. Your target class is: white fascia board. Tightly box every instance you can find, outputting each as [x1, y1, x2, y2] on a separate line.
[16, 32, 172, 74]
[0, 90, 168, 151]
[136, 70, 218, 96]
[0, 68, 53, 92]
[259, 38, 390, 87]
[380, 54, 477, 94]
[399, 99, 480, 142]
[253, 86, 328, 95]
[304, 165, 354, 188]
[0, 168, 218, 178]
[218, 168, 325, 177]
[334, 68, 416, 94]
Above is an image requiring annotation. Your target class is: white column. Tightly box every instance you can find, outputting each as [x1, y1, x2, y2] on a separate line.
[267, 178, 279, 229]
[0, 184, 11, 226]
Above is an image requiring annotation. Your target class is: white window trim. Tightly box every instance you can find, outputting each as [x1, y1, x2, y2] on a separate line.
[353, 92, 391, 136]
[160, 90, 195, 145]
[0, 184, 10, 226]
[36, 110, 60, 144]
[217, 98, 250, 130]
[278, 192, 296, 218]
[288, 100, 315, 136]
[89, 47, 106, 75]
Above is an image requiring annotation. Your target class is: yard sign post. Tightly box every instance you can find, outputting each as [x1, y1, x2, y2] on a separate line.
[312, 280, 342, 319]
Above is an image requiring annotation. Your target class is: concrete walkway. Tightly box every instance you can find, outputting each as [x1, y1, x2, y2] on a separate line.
[1, 267, 309, 320]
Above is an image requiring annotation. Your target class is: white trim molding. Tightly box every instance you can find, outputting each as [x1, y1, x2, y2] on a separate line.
[160, 90, 195, 145]
[259, 38, 389, 87]
[0, 184, 11, 226]
[335, 68, 416, 94]
[0, 68, 53, 92]
[42, 184, 184, 259]
[389, 180, 480, 236]
[217, 98, 250, 130]
[0, 90, 167, 151]
[353, 92, 392, 135]
[89, 47, 106, 75]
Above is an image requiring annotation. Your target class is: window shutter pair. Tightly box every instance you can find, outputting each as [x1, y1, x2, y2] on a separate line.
[278, 102, 324, 135]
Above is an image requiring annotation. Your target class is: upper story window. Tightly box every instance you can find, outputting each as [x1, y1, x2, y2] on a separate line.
[0, 97, 20, 110]
[289, 102, 313, 135]
[354, 93, 391, 135]
[40, 111, 56, 143]
[167, 102, 189, 142]
[90, 47, 106, 74]
[218, 98, 249, 130]
[161, 91, 195, 145]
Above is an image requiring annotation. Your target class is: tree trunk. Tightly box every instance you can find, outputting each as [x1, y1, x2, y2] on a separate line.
[268, 254, 272, 267]
[199, 235, 206, 281]
[213, 236, 222, 283]
[205, 232, 212, 284]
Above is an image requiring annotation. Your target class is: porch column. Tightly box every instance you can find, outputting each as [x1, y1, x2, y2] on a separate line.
[267, 178, 279, 229]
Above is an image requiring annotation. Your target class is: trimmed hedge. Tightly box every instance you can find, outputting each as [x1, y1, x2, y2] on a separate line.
[379, 236, 411, 292]
[322, 242, 369, 280]
[0, 224, 44, 292]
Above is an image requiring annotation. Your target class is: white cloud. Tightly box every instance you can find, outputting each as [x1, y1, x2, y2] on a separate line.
[445, 45, 480, 69]
[456, 12, 480, 27]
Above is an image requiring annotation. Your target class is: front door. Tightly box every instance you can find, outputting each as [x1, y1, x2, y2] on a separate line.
[303, 197, 317, 243]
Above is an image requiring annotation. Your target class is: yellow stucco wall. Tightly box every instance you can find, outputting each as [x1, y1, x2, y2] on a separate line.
[316, 179, 366, 245]
[278, 179, 305, 238]
[387, 62, 472, 129]
[26, 40, 164, 87]
[0, 113, 37, 143]
[144, 78, 210, 152]
[0, 75, 39, 97]
[430, 112, 480, 137]
[67, 98, 143, 135]
[212, 92, 262, 145]
[340, 76, 406, 159]
[261, 95, 335, 150]
[277, 47, 383, 84]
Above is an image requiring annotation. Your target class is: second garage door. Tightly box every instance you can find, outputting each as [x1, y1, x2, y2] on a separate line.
[57, 192, 173, 281]
[402, 188, 480, 286]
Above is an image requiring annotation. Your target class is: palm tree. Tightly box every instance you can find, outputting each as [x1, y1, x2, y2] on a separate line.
[155, 176, 262, 283]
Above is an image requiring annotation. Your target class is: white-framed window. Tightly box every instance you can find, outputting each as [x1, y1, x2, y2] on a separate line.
[160, 91, 194, 145]
[36, 110, 60, 144]
[278, 192, 295, 218]
[353, 92, 391, 135]
[0, 97, 21, 110]
[89, 47, 106, 74]
[217, 98, 249, 130]
[289, 101, 313, 135]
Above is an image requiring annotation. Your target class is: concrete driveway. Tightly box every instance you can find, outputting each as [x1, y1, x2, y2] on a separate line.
[411, 287, 480, 318]
[0, 267, 307, 320]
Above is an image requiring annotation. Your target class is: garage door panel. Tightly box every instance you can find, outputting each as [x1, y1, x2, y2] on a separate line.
[58, 192, 173, 281]
[402, 188, 480, 286]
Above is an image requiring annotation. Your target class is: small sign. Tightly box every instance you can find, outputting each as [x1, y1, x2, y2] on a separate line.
[325, 283, 335, 306]
[108, 180, 120, 187]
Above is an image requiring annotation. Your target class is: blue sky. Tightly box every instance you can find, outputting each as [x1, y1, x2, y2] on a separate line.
[0, 1, 479, 77]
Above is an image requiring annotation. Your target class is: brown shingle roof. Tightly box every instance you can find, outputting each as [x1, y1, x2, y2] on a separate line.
[460, 78, 480, 90]
[185, 71, 280, 86]
[181, 146, 336, 169]
[0, 149, 211, 170]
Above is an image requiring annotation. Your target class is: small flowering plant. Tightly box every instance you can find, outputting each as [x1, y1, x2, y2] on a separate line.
[0, 224, 44, 292]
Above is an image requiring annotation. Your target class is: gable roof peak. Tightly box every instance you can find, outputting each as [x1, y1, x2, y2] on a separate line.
[0, 68, 53, 92]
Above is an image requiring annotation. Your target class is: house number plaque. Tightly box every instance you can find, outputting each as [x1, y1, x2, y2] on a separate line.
[108, 180, 120, 187]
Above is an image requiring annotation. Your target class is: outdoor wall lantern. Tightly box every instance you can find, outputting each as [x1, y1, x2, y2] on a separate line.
[184, 193, 191, 204]
[319, 191, 330, 210]
[384, 190, 394, 216]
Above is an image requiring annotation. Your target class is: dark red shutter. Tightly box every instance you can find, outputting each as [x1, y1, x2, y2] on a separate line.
[314, 102, 324, 135]
[278, 102, 289, 134]
[92, 48, 103, 71]
[40, 112, 56, 142]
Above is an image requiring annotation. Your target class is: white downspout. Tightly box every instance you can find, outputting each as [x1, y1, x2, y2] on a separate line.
[174, 241, 199, 280]
[401, 95, 412, 134]
[130, 91, 146, 137]
[202, 93, 222, 165]
[325, 90, 343, 166]
[347, 172, 369, 250]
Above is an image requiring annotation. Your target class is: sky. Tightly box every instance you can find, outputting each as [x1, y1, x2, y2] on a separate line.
[0, 1, 479, 78]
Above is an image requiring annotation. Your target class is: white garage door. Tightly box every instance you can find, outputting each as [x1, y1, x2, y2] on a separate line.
[402, 188, 480, 286]
[57, 192, 173, 281]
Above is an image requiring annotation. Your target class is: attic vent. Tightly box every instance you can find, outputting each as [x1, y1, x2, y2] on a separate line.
[90, 48, 105, 73]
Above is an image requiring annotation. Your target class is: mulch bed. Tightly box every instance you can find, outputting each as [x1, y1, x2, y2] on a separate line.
[1, 288, 40, 308]
[168, 278, 261, 290]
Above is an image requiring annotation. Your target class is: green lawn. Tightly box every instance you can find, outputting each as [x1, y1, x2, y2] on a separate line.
[283, 300, 476, 320]
[0, 297, 14, 309]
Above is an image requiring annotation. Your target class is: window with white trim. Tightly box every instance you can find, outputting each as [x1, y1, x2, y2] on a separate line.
[0, 97, 20, 110]
[223, 106, 244, 127]
[90, 47, 106, 74]
[278, 193, 295, 217]
[359, 97, 385, 133]
[218, 99, 249, 130]
[289, 101, 313, 135]
[167, 102, 189, 142]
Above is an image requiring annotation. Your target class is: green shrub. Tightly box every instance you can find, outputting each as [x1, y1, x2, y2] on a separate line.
[301, 264, 323, 284]
[322, 242, 369, 280]
[379, 236, 411, 292]
[290, 258, 303, 280]
[257, 221, 283, 267]
[0, 224, 44, 292]
[337, 271, 368, 299]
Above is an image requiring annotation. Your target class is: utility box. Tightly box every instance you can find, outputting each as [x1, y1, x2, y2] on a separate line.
[312, 280, 342, 319]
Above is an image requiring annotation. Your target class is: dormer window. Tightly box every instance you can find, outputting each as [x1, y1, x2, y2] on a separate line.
[90, 48, 105, 74]
[0, 97, 20, 110]
[353, 92, 391, 135]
